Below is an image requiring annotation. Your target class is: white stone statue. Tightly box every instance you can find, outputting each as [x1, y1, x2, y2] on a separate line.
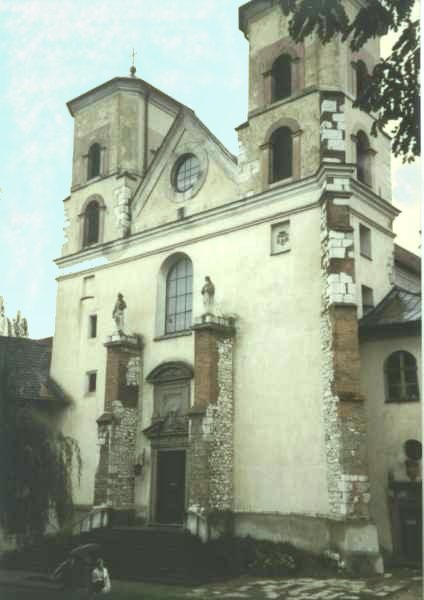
[0, 297, 8, 337]
[112, 293, 127, 334]
[114, 184, 131, 238]
[201, 276, 215, 313]
[12, 310, 28, 337]
[21, 317, 29, 338]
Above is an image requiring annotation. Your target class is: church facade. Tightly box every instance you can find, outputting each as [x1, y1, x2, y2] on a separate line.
[50, 0, 421, 570]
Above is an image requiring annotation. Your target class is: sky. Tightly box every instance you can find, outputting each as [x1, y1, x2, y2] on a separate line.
[0, 0, 421, 339]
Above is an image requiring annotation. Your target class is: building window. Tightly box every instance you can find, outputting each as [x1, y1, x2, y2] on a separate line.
[272, 54, 292, 102]
[385, 352, 420, 403]
[359, 224, 372, 259]
[89, 315, 97, 338]
[87, 143, 101, 180]
[270, 127, 292, 183]
[356, 60, 369, 99]
[356, 130, 372, 186]
[87, 371, 97, 394]
[83, 200, 100, 246]
[165, 257, 193, 334]
[361, 285, 374, 315]
[174, 154, 201, 193]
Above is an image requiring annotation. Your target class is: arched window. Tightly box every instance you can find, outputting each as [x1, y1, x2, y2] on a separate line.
[356, 60, 369, 99]
[356, 130, 371, 186]
[83, 200, 100, 246]
[272, 54, 292, 102]
[165, 257, 193, 334]
[87, 143, 101, 180]
[385, 351, 420, 403]
[270, 127, 292, 183]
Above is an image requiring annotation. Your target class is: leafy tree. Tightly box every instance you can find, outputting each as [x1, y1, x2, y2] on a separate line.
[0, 362, 81, 540]
[280, 0, 420, 162]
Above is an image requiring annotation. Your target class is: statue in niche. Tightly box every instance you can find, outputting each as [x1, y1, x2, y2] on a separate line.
[201, 276, 215, 313]
[0, 297, 8, 337]
[112, 293, 127, 334]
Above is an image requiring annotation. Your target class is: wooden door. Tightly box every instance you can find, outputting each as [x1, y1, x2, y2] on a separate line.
[156, 450, 186, 524]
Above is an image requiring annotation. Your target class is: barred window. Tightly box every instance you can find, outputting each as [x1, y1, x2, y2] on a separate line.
[165, 258, 193, 334]
[385, 351, 420, 403]
[174, 154, 201, 192]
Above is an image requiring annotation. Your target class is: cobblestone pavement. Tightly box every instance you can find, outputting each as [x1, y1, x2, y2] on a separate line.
[186, 574, 422, 600]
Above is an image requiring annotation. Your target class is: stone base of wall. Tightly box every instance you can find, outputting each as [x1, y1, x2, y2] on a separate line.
[234, 512, 383, 574]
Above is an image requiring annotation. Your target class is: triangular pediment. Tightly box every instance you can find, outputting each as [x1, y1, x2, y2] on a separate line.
[130, 109, 237, 231]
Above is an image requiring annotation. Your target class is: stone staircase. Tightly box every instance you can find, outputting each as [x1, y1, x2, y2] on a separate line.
[82, 525, 221, 584]
[1, 524, 226, 585]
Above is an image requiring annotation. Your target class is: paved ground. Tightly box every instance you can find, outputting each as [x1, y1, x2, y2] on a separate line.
[186, 573, 423, 600]
[0, 569, 421, 600]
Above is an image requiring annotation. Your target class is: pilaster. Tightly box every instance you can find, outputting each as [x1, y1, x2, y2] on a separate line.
[187, 315, 236, 532]
[320, 186, 382, 571]
[94, 333, 143, 514]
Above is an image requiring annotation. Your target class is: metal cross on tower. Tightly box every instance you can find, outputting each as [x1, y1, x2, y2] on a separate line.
[130, 48, 137, 77]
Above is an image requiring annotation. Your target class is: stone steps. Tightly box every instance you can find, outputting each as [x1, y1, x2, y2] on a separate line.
[0, 526, 226, 585]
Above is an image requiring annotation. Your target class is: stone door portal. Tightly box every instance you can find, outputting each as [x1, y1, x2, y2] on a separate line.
[156, 450, 186, 524]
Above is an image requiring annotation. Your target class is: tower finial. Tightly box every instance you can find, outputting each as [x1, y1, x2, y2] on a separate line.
[130, 48, 137, 77]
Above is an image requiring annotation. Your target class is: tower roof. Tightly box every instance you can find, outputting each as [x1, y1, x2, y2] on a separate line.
[67, 75, 185, 117]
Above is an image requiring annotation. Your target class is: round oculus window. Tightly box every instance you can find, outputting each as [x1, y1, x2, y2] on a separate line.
[174, 154, 201, 193]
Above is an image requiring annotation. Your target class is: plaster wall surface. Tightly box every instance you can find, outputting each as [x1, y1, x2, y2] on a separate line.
[344, 101, 392, 202]
[132, 127, 238, 233]
[52, 195, 328, 514]
[238, 93, 320, 197]
[63, 175, 138, 256]
[350, 210, 394, 314]
[360, 336, 421, 551]
[71, 94, 120, 188]
[71, 92, 176, 189]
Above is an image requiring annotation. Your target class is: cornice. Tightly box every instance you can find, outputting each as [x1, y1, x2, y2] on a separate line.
[56, 165, 399, 277]
[67, 76, 183, 118]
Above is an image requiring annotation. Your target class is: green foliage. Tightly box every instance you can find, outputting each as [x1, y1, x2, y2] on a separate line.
[204, 536, 298, 577]
[0, 366, 81, 538]
[280, 0, 420, 162]
[204, 536, 341, 578]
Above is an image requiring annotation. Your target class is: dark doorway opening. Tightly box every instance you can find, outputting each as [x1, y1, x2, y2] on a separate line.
[156, 450, 186, 524]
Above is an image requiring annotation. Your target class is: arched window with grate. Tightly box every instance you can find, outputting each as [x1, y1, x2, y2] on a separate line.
[87, 143, 101, 180]
[270, 127, 292, 183]
[356, 130, 372, 186]
[385, 351, 420, 403]
[272, 54, 292, 102]
[83, 200, 100, 246]
[165, 257, 193, 334]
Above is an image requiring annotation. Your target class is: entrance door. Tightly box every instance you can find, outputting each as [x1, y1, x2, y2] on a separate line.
[156, 450, 186, 524]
